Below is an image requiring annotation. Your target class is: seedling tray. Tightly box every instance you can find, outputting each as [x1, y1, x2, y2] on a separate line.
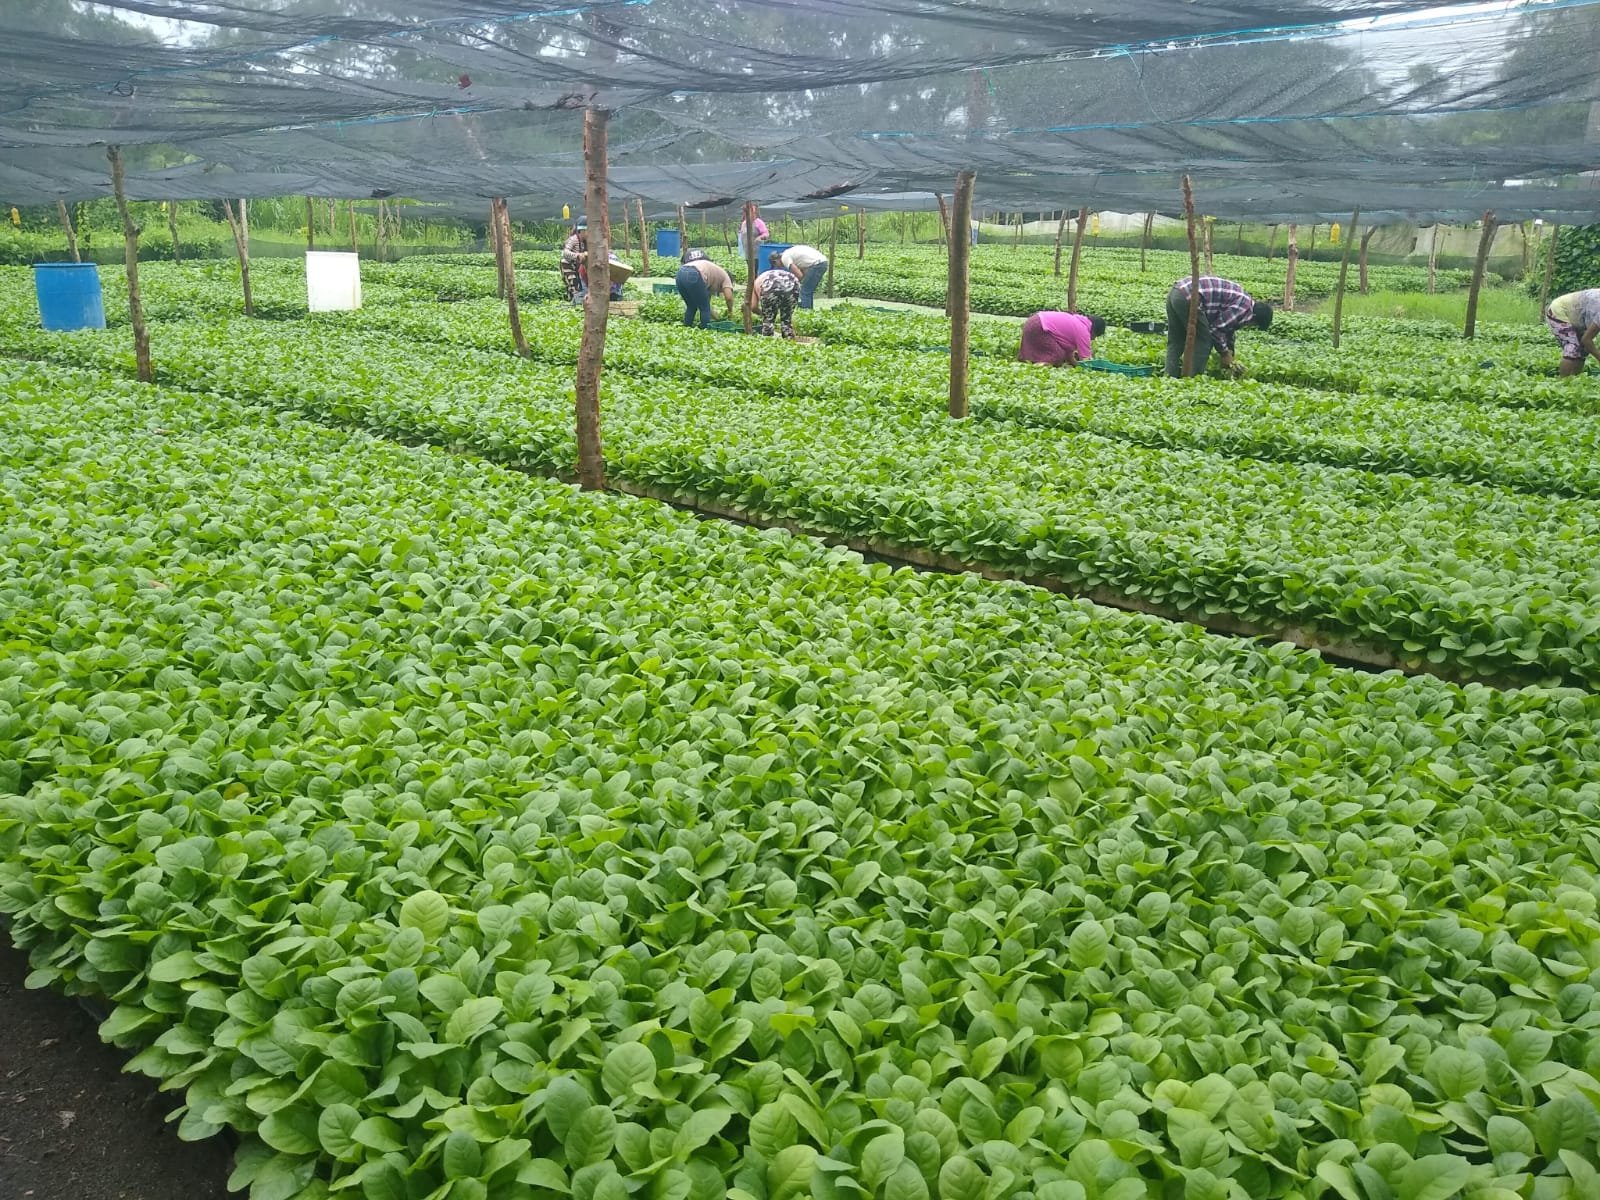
[1082, 359, 1156, 376]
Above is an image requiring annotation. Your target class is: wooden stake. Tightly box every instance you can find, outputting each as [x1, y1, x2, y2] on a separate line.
[1052, 209, 1069, 277]
[240, 197, 249, 253]
[57, 199, 80, 262]
[168, 201, 181, 263]
[1284, 223, 1299, 311]
[1066, 206, 1088, 313]
[1181, 175, 1203, 378]
[856, 210, 865, 260]
[1332, 206, 1359, 350]
[1464, 209, 1496, 340]
[377, 200, 390, 262]
[221, 199, 254, 317]
[678, 205, 687, 259]
[306, 196, 315, 251]
[934, 191, 951, 254]
[827, 214, 839, 298]
[1307, 224, 1317, 254]
[1266, 223, 1278, 263]
[1203, 217, 1214, 275]
[1235, 222, 1245, 257]
[637, 198, 650, 276]
[1357, 224, 1375, 294]
[948, 170, 976, 419]
[1140, 211, 1153, 273]
[1013, 214, 1022, 250]
[742, 201, 758, 333]
[348, 201, 358, 254]
[1427, 224, 1438, 294]
[489, 202, 506, 299]
[493, 198, 530, 357]
[1541, 222, 1560, 311]
[619, 202, 632, 261]
[107, 146, 152, 383]
[721, 215, 732, 255]
[575, 108, 610, 492]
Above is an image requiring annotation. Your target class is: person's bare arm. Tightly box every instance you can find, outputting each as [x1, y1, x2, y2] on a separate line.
[722, 284, 736, 318]
[1583, 322, 1600, 364]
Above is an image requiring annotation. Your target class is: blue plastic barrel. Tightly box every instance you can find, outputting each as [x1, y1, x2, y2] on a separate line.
[32, 262, 106, 331]
[655, 229, 680, 259]
[757, 242, 793, 273]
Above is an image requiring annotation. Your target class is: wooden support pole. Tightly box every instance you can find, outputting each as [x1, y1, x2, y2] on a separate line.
[934, 191, 951, 254]
[489, 202, 506, 299]
[948, 170, 976, 419]
[1181, 175, 1203, 378]
[1140, 211, 1153, 273]
[619, 201, 632, 260]
[377, 200, 390, 262]
[168, 201, 181, 263]
[827, 214, 839, 298]
[900, 211, 908, 245]
[742, 201, 759, 334]
[1464, 210, 1496, 340]
[1541, 222, 1561, 311]
[107, 146, 153, 383]
[1307, 224, 1317, 254]
[240, 197, 248, 252]
[575, 108, 610, 492]
[856, 210, 866, 259]
[1066, 206, 1088, 312]
[1013, 214, 1022, 249]
[1357, 224, 1375, 294]
[1427, 223, 1439, 294]
[306, 196, 315, 251]
[1266, 223, 1279, 263]
[57, 200, 80, 262]
[637, 198, 650, 276]
[492, 198, 530, 358]
[721, 215, 732, 254]
[1332, 206, 1359, 350]
[1052, 209, 1069, 277]
[348, 201, 358, 254]
[678, 205, 687, 259]
[1203, 217, 1214, 275]
[1284, 224, 1299, 311]
[1235, 222, 1245, 257]
[221, 199, 254, 317]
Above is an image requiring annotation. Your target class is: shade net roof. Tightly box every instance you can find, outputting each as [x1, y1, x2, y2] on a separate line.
[5, 0, 1600, 221]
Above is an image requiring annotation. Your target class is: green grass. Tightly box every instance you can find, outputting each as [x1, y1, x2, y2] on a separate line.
[1328, 287, 1542, 325]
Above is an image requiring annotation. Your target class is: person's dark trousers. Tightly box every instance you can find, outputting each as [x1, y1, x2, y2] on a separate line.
[677, 265, 713, 327]
[1165, 284, 1216, 377]
[798, 261, 827, 309]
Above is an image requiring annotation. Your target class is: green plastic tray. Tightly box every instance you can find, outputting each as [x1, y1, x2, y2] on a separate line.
[1082, 358, 1155, 376]
[652, 282, 678, 294]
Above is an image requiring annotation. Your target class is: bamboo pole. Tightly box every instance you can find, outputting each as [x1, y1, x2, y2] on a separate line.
[107, 147, 153, 383]
[1284, 224, 1299, 311]
[1066, 206, 1089, 313]
[1332, 206, 1359, 350]
[1464, 210, 1497, 340]
[1427, 224, 1438, 294]
[742, 201, 758, 334]
[168, 201, 181, 263]
[827, 214, 839, 298]
[1181, 175, 1203, 378]
[575, 108, 610, 492]
[637, 198, 650, 276]
[948, 170, 976, 419]
[306, 196, 315, 251]
[1357, 224, 1375, 294]
[493, 198, 530, 358]
[1052, 209, 1069, 277]
[221, 199, 254, 317]
[1140, 212, 1153, 273]
[1541, 222, 1560, 311]
[57, 199, 80, 262]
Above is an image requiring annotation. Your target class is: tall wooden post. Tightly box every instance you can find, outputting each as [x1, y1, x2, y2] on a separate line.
[306, 196, 315, 251]
[1464, 210, 1497, 340]
[619, 202, 632, 261]
[1181, 175, 1203, 378]
[1052, 209, 1069, 277]
[575, 108, 611, 492]
[1235, 222, 1245, 256]
[678, 205, 687, 259]
[900, 211, 908, 246]
[1284, 224, 1299, 311]
[1066, 206, 1089, 312]
[1332, 206, 1359, 350]
[489, 202, 506, 299]
[948, 170, 976, 419]
[107, 146, 153, 383]
[377, 200, 390, 262]
[221, 199, 254, 317]
[57, 200, 80, 262]
[168, 201, 181, 263]
[1541, 222, 1561, 311]
[934, 191, 951, 255]
[1307, 224, 1317, 254]
[721, 215, 732, 254]
[1427, 224, 1439, 294]
[827, 215, 838, 298]
[492, 198, 530, 357]
[637, 199, 650, 276]
[1266, 223, 1279, 263]
[741, 201, 759, 334]
[1357, 224, 1375, 294]
[1140, 212, 1154, 272]
[1013, 214, 1022, 249]
[1203, 217, 1215, 274]
[348, 201, 358, 254]
[240, 197, 249, 253]
[856, 210, 866, 259]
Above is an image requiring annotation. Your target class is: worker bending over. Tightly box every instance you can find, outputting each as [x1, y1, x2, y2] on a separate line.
[1165, 275, 1272, 377]
[1545, 289, 1600, 376]
[754, 268, 801, 338]
[560, 219, 587, 302]
[1018, 311, 1107, 367]
[779, 244, 830, 310]
[675, 250, 736, 328]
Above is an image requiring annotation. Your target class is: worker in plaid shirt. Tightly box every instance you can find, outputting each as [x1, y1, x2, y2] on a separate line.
[1165, 275, 1273, 377]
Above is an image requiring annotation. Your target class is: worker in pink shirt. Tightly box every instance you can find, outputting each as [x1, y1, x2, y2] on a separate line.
[738, 208, 769, 259]
[1018, 310, 1106, 367]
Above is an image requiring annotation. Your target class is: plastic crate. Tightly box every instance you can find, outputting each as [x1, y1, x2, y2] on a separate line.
[652, 282, 678, 294]
[706, 319, 744, 333]
[1082, 358, 1156, 376]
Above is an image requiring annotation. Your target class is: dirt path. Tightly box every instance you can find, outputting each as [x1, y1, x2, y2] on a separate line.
[0, 935, 234, 1200]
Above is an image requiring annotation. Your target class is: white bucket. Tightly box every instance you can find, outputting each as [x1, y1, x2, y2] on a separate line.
[306, 251, 362, 311]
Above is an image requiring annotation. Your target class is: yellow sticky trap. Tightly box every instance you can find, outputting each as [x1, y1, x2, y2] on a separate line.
[8, 207, 18, 227]
[1090, 213, 1101, 236]
[1330, 223, 1341, 245]
[562, 204, 571, 220]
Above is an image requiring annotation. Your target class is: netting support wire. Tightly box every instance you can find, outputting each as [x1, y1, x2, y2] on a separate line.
[576, 108, 610, 493]
[107, 146, 153, 384]
[306, 197, 315, 252]
[948, 169, 976, 420]
[1464, 210, 1497, 340]
[169, 201, 181, 264]
[493, 197, 530, 358]
[1067, 206, 1089, 313]
[57, 200, 79, 263]
[1181, 175, 1202, 378]
[1285, 224, 1299, 311]
[221, 199, 255, 317]
[1053, 210, 1069, 278]
[1331, 205, 1359, 351]
[741, 201, 758, 334]
[1541, 222, 1560, 311]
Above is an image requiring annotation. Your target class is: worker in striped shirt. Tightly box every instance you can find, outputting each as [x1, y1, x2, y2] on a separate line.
[1165, 275, 1273, 378]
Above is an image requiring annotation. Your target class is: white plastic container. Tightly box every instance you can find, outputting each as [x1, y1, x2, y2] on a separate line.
[306, 251, 362, 311]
